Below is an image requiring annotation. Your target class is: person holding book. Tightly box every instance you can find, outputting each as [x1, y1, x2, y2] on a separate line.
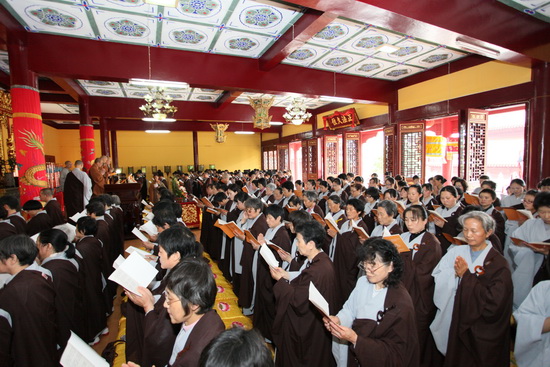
[278, 210, 312, 274]
[331, 199, 370, 310]
[503, 189, 538, 265]
[325, 238, 419, 367]
[74, 216, 108, 344]
[400, 205, 443, 367]
[430, 186, 464, 254]
[280, 181, 296, 208]
[0, 235, 58, 366]
[125, 225, 202, 367]
[349, 183, 367, 204]
[270, 220, 337, 367]
[37, 229, 85, 348]
[234, 198, 268, 315]
[331, 178, 349, 203]
[254, 204, 291, 343]
[207, 192, 229, 261]
[303, 190, 325, 217]
[478, 188, 506, 246]
[370, 200, 403, 237]
[421, 183, 439, 210]
[318, 180, 332, 214]
[362, 187, 380, 234]
[431, 211, 512, 367]
[510, 191, 550, 309]
[502, 178, 526, 208]
[230, 191, 249, 296]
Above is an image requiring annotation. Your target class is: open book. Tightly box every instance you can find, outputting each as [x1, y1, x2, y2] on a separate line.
[511, 237, 550, 250]
[464, 193, 480, 206]
[132, 227, 149, 242]
[285, 205, 299, 213]
[140, 220, 158, 236]
[428, 210, 448, 223]
[201, 197, 214, 208]
[383, 234, 410, 253]
[442, 232, 467, 245]
[324, 214, 341, 235]
[259, 244, 279, 268]
[266, 240, 290, 256]
[503, 208, 534, 222]
[244, 230, 261, 247]
[294, 190, 303, 198]
[214, 219, 244, 238]
[60, 331, 109, 367]
[125, 246, 158, 262]
[108, 252, 158, 295]
[352, 223, 369, 241]
[395, 200, 407, 215]
[309, 281, 330, 318]
[311, 212, 326, 226]
[69, 209, 87, 223]
[54, 223, 77, 243]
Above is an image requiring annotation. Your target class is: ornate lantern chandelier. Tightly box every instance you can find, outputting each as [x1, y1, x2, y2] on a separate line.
[139, 87, 178, 122]
[283, 98, 312, 125]
[248, 95, 275, 130]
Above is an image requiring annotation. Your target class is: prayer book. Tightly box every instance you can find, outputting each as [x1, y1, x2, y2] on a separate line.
[54, 223, 77, 243]
[214, 219, 244, 238]
[511, 237, 550, 250]
[108, 252, 158, 295]
[244, 230, 261, 247]
[311, 212, 326, 226]
[352, 223, 369, 241]
[464, 193, 480, 206]
[60, 331, 109, 367]
[266, 240, 289, 256]
[285, 205, 299, 213]
[383, 234, 410, 253]
[294, 190, 303, 198]
[132, 227, 149, 242]
[395, 200, 407, 215]
[324, 214, 341, 235]
[309, 282, 330, 318]
[201, 197, 214, 208]
[69, 209, 87, 223]
[428, 210, 448, 223]
[140, 220, 158, 236]
[259, 244, 279, 268]
[443, 233, 467, 245]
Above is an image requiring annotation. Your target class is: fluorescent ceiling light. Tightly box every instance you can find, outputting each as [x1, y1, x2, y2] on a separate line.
[129, 78, 189, 89]
[142, 117, 176, 122]
[144, 0, 178, 7]
[269, 121, 284, 126]
[145, 130, 171, 134]
[234, 131, 255, 135]
[456, 39, 500, 58]
[376, 44, 400, 53]
[320, 96, 354, 104]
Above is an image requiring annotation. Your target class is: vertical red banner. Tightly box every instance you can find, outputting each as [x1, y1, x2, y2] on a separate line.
[11, 86, 47, 204]
[80, 124, 95, 171]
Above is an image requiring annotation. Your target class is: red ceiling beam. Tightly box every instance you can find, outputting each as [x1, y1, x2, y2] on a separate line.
[38, 79, 66, 94]
[39, 93, 77, 104]
[42, 113, 80, 121]
[27, 33, 395, 103]
[104, 119, 282, 133]
[259, 9, 337, 71]
[214, 91, 242, 109]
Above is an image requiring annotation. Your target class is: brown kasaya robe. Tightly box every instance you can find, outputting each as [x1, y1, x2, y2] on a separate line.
[0, 221, 16, 241]
[26, 211, 52, 236]
[273, 251, 337, 367]
[7, 213, 26, 235]
[435, 206, 464, 254]
[64, 171, 84, 218]
[44, 199, 65, 227]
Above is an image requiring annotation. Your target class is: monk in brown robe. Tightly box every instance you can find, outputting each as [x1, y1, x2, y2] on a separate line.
[0, 206, 17, 241]
[40, 188, 65, 226]
[23, 199, 52, 236]
[270, 220, 337, 367]
[0, 195, 27, 234]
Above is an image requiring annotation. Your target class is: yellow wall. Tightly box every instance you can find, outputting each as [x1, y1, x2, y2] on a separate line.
[198, 132, 261, 170]
[398, 61, 531, 110]
[281, 123, 312, 137]
[43, 125, 102, 163]
[261, 133, 279, 141]
[316, 103, 389, 129]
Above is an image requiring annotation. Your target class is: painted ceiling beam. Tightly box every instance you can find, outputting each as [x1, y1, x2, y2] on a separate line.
[259, 8, 337, 71]
[284, 0, 534, 63]
[26, 33, 395, 103]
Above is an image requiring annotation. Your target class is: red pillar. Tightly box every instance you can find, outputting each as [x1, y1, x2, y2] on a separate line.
[99, 117, 110, 158]
[8, 32, 47, 203]
[526, 62, 550, 187]
[110, 130, 118, 168]
[79, 97, 95, 171]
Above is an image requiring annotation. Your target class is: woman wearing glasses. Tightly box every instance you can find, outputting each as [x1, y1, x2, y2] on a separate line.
[324, 238, 419, 367]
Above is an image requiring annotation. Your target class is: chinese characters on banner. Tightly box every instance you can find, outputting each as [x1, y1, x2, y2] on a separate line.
[322, 108, 359, 130]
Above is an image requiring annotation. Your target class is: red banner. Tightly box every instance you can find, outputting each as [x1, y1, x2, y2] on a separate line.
[80, 124, 96, 171]
[11, 86, 47, 203]
[323, 108, 359, 130]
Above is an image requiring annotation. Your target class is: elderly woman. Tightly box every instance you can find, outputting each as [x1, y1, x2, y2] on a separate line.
[325, 238, 419, 367]
[303, 190, 325, 217]
[400, 205, 442, 367]
[431, 211, 512, 367]
[124, 257, 224, 367]
[370, 200, 402, 237]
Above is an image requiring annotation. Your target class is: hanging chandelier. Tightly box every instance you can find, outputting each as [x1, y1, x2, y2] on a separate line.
[248, 95, 275, 130]
[283, 98, 312, 125]
[139, 87, 178, 122]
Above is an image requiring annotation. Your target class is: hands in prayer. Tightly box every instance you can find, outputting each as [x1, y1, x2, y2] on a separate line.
[454, 256, 468, 278]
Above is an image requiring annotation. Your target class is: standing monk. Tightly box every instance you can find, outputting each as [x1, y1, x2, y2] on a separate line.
[89, 156, 108, 197]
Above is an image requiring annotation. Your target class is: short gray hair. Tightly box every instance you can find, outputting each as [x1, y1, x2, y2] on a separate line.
[458, 211, 495, 233]
[266, 183, 277, 191]
[303, 190, 318, 202]
[378, 200, 397, 218]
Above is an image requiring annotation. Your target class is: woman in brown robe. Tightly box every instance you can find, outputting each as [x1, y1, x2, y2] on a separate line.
[325, 238, 419, 367]
[270, 220, 337, 367]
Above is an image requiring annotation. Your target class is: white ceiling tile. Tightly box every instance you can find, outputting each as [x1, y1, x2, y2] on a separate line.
[282, 44, 331, 66]
[310, 51, 363, 72]
[375, 39, 437, 62]
[225, 0, 302, 35]
[406, 47, 467, 68]
[309, 19, 366, 48]
[212, 29, 273, 57]
[344, 58, 396, 77]
[373, 64, 425, 81]
[339, 27, 404, 55]
[160, 20, 216, 51]
[162, 0, 228, 26]
[94, 9, 157, 44]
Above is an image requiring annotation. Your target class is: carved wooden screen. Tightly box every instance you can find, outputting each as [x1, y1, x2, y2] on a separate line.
[268, 150, 277, 170]
[464, 109, 488, 182]
[306, 139, 320, 180]
[277, 144, 289, 171]
[301, 140, 308, 181]
[262, 146, 277, 170]
[324, 136, 340, 178]
[383, 126, 396, 176]
[399, 122, 425, 179]
[344, 132, 360, 175]
[263, 150, 268, 170]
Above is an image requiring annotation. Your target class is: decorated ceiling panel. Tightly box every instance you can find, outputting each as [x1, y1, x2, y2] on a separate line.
[499, 0, 550, 23]
[281, 18, 468, 80]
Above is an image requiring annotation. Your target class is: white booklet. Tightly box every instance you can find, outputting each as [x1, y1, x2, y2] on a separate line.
[69, 209, 87, 223]
[140, 220, 158, 236]
[259, 244, 279, 268]
[309, 281, 330, 318]
[60, 331, 109, 367]
[108, 252, 158, 295]
[54, 223, 77, 243]
[113, 255, 125, 270]
[131, 227, 149, 242]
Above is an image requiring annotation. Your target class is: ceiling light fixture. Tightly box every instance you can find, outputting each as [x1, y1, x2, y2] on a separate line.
[139, 87, 178, 122]
[234, 131, 255, 135]
[144, 0, 179, 8]
[320, 96, 354, 104]
[283, 98, 312, 126]
[129, 78, 189, 89]
[145, 130, 171, 134]
[269, 121, 284, 126]
[455, 38, 500, 58]
[376, 44, 400, 53]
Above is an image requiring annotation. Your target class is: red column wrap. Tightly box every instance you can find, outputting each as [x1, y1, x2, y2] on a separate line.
[80, 124, 95, 171]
